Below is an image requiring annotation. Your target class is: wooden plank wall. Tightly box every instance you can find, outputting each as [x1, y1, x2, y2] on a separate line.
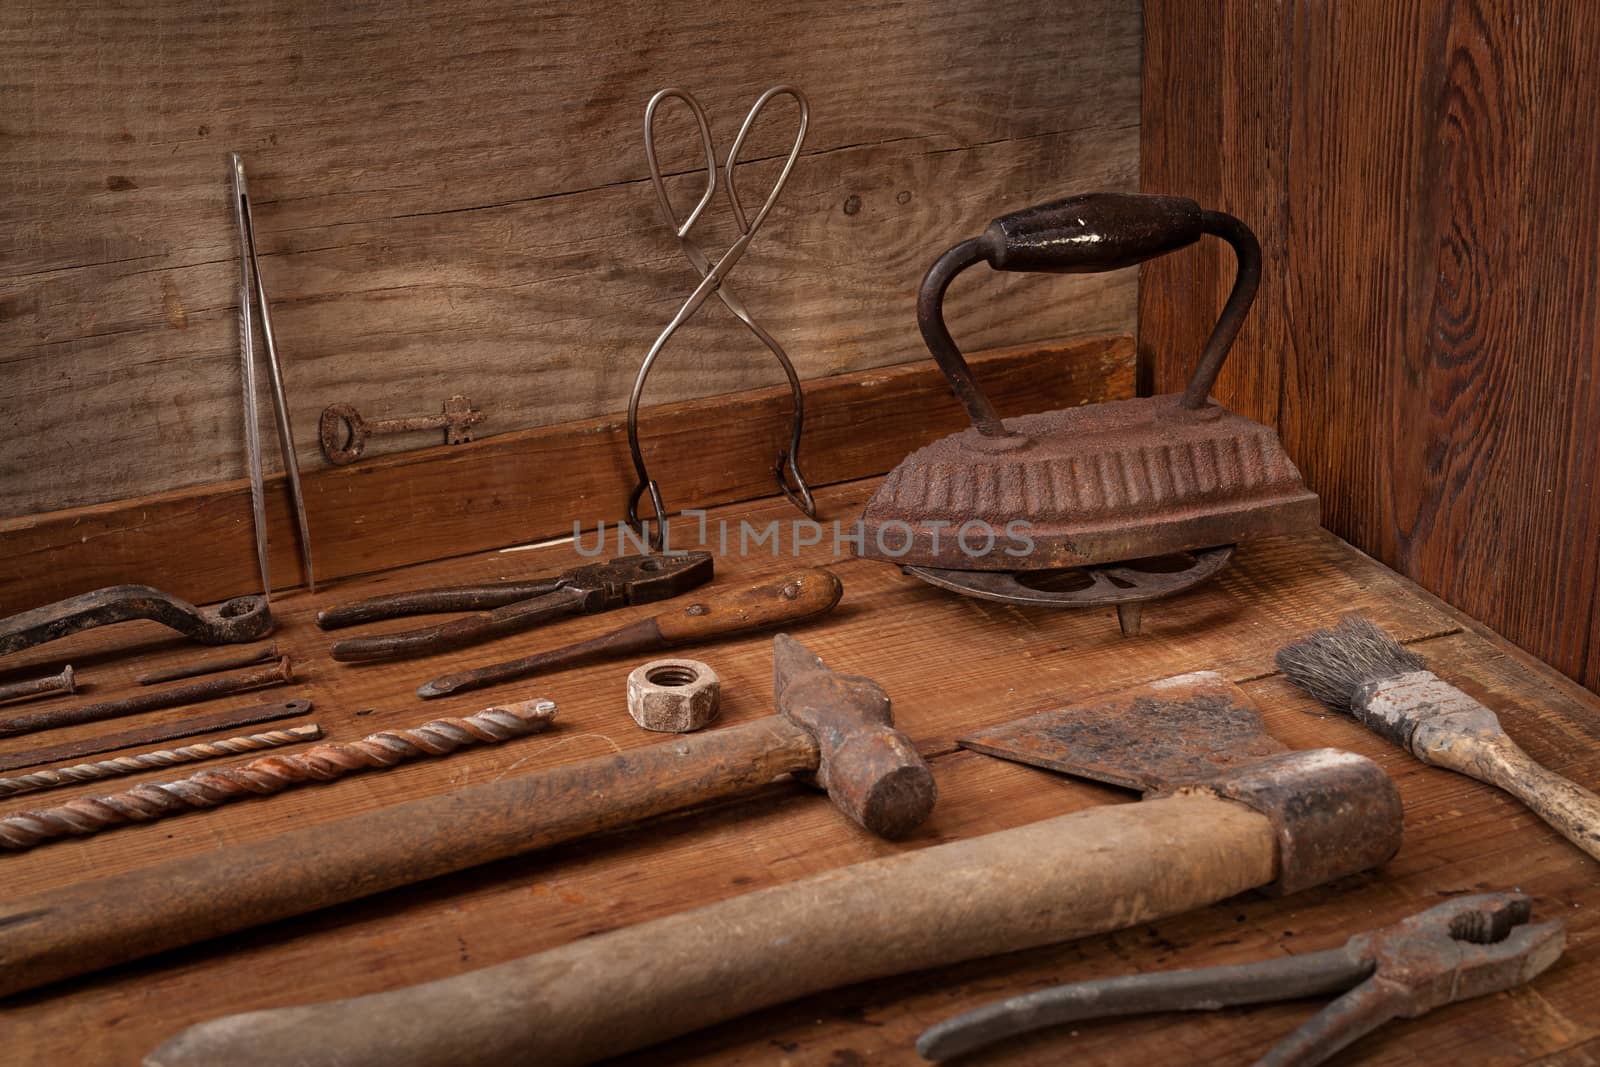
[0, 0, 1140, 519]
[1140, 0, 1600, 691]
[0, 336, 1135, 611]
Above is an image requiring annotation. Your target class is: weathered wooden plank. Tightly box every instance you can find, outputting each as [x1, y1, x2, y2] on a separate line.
[1, 124, 1137, 516]
[0, 335, 1135, 614]
[0, 0, 1141, 516]
[1139, 0, 1287, 422]
[1141, 1, 1600, 692]
[4, 483, 1595, 1065]
[0, 0, 1139, 274]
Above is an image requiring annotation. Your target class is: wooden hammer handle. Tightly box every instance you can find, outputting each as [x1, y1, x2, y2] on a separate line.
[0, 718, 819, 999]
[146, 794, 1278, 1067]
[1441, 733, 1600, 862]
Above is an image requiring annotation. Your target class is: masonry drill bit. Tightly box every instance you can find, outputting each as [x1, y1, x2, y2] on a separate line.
[0, 724, 323, 799]
[0, 699, 556, 851]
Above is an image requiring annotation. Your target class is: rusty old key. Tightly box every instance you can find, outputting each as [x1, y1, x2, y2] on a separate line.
[319, 395, 485, 465]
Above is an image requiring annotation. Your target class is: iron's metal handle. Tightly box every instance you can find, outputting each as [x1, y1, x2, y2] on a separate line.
[918, 192, 1261, 434]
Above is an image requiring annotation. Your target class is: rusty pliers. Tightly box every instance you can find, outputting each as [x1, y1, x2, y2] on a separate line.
[917, 894, 1564, 1065]
[320, 552, 714, 663]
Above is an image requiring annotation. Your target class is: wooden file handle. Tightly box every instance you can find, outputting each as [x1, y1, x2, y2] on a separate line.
[146, 794, 1278, 1067]
[652, 567, 842, 643]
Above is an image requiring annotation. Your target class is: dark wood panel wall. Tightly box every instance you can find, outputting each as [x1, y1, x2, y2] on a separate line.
[1141, 1, 1600, 690]
[0, 0, 1139, 518]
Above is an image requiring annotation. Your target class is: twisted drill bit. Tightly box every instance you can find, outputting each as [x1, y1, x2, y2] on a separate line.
[0, 699, 557, 851]
[0, 724, 324, 799]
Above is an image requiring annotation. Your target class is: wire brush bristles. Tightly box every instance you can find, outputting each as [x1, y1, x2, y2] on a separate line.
[1275, 614, 1428, 714]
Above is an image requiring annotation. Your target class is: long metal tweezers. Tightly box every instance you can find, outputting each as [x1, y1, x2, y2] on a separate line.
[231, 152, 316, 597]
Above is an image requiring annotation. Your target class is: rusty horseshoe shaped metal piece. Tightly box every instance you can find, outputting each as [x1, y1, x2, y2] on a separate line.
[0, 586, 273, 658]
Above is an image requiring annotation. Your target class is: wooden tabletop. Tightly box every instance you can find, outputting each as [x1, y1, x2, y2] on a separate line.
[3, 479, 1598, 1065]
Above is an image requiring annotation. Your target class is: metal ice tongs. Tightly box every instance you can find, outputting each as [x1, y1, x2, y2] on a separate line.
[917, 894, 1565, 1065]
[627, 85, 817, 546]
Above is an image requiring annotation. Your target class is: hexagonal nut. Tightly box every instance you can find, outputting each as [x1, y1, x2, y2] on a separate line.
[626, 658, 721, 733]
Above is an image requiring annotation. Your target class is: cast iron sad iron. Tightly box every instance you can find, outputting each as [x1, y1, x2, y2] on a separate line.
[856, 192, 1319, 634]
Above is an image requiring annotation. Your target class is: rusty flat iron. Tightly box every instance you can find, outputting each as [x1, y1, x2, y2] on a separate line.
[855, 193, 1318, 634]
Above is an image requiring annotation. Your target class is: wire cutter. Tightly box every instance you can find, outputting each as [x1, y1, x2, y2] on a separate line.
[917, 893, 1565, 1065]
[320, 552, 714, 663]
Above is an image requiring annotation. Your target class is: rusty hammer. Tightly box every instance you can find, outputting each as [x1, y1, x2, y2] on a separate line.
[0, 634, 934, 998]
[144, 672, 1402, 1067]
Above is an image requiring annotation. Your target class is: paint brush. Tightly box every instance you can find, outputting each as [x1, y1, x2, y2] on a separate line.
[1276, 613, 1600, 862]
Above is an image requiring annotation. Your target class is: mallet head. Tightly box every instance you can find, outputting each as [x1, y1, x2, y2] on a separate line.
[772, 633, 936, 839]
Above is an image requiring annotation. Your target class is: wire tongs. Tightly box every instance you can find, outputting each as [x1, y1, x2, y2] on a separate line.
[628, 85, 817, 546]
[917, 893, 1565, 1065]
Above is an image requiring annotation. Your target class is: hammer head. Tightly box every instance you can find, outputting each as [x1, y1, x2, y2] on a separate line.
[773, 634, 936, 839]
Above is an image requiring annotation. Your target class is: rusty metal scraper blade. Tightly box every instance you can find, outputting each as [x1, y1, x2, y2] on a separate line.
[959, 671, 1286, 792]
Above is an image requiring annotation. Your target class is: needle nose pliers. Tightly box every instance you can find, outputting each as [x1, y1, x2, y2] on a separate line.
[319, 552, 714, 663]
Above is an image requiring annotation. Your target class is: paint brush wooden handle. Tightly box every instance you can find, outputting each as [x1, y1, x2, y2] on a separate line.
[147, 795, 1282, 1067]
[1350, 671, 1600, 862]
[417, 569, 843, 698]
[1421, 727, 1600, 861]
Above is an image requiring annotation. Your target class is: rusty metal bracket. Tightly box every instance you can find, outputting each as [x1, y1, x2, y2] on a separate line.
[0, 585, 272, 658]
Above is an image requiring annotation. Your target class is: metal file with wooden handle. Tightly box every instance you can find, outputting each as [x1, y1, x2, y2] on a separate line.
[145, 674, 1404, 1067]
[415, 567, 843, 697]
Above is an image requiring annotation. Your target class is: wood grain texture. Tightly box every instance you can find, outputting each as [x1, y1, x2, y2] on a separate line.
[1142, 0, 1600, 690]
[0, 0, 1140, 516]
[0, 334, 1134, 614]
[2, 482, 1598, 1064]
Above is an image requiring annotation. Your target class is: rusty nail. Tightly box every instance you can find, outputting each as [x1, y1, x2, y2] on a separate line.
[0, 666, 76, 705]
[0, 657, 296, 740]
